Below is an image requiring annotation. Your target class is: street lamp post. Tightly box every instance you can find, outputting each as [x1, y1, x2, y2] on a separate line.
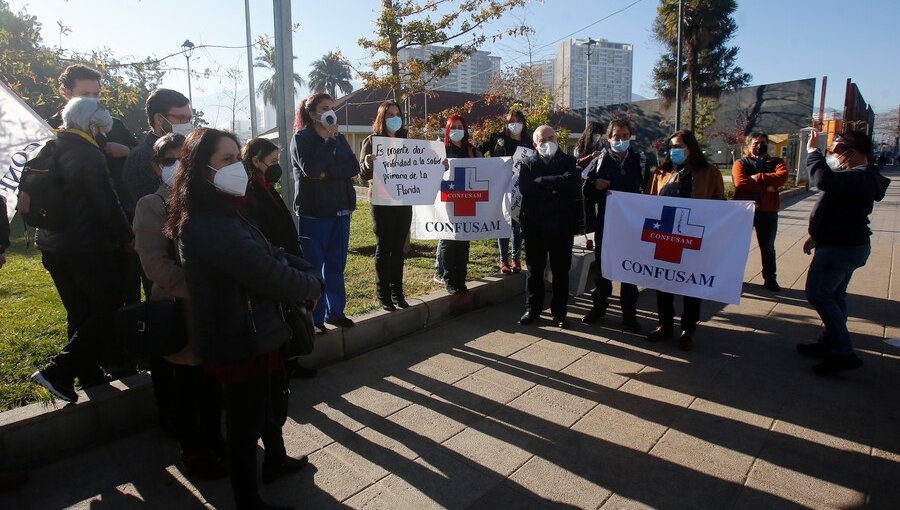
[181, 39, 195, 106]
[579, 38, 599, 129]
[674, 0, 684, 130]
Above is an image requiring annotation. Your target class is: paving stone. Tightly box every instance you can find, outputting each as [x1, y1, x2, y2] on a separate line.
[508, 456, 612, 510]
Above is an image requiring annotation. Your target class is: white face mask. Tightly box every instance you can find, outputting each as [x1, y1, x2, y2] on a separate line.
[161, 162, 178, 187]
[320, 110, 338, 126]
[825, 154, 843, 170]
[538, 141, 558, 158]
[449, 129, 465, 143]
[507, 122, 523, 135]
[208, 162, 248, 197]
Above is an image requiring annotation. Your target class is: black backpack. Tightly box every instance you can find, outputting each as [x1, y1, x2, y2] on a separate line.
[16, 140, 69, 229]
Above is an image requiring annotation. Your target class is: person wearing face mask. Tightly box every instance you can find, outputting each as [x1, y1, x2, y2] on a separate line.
[436, 114, 483, 294]
[359, 100, 413, 311]
[132, 133, 227, 479]
[646, 130, 725, 351]
[170, 128, 323, 510]
[123, 88, 192, 218]
[291, 93, 359, 334]
[797, 130, 890, 375]
[30, 97, 134, 403]
[517, 125, 580, 328]
[582, 119, 647, 332]
[479, 109, 531, 274]
[732, 132, 789, 292]
[573, 121, 606, 169]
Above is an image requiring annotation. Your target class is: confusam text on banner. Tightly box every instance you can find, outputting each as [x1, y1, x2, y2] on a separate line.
[601, 192, 755, 304]
[412, 156, 513, 241]
[0, 80, 56, 219]
[370, 136, 446, 206]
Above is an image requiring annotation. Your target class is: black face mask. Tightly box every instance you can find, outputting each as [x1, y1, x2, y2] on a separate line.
[264, 163, 282, 183]
[94, 133, 108, 148]
[752, 144, 768, 157]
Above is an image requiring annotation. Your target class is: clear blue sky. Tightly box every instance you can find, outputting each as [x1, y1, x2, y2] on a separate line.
[12, 0, 899, 129]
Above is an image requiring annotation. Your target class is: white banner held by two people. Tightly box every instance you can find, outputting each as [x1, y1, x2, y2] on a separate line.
[412, 156, 514, 241]
[370, 135, 447, 206]
[0, 80, 56, 220]
[601, 192, 755, 304]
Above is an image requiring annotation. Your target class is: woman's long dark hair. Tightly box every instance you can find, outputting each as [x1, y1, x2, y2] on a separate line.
[507, 109, 531, 142]
[575, 121, 605, 157]
[444, 114, 473, 153]
[372, 100, 408, 138]
[164, 128, 242, 239]
[241, 137, 278, 175]
[658, 129, 709, 172]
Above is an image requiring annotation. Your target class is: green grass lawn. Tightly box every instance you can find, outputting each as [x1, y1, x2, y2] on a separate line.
[0, 204, 505, 410]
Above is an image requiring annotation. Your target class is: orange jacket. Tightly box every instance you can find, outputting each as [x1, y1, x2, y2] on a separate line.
[732, 156, 789, 212]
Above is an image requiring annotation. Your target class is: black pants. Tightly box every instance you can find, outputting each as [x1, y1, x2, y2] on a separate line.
[592, 237, 639, 321]
[441, 240, 470, 291]
[150, 357, 178, 428]
[524, 228, 573, 318]
[173, 364, 224, 456]
[372, 204, 412, 302]
[223, 366, 289, 509]
[754, 211, 778, 282]
[656, 291, 701, 333]
[41, 251, 124, 383]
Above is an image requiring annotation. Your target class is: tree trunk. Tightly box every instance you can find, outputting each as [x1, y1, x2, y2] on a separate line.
[688, 52, 697, 131]
[383, 0, 402, 101]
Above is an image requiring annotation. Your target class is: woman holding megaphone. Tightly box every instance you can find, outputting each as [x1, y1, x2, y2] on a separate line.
[291, 93, 360, 335]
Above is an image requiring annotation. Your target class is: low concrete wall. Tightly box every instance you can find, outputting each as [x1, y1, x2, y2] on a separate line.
[0, 273, 525, 469]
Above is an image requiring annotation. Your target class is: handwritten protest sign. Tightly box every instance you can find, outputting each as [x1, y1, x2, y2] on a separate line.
[371, 136, 446, 206]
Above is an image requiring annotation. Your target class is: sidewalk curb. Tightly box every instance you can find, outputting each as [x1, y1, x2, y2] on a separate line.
[0, 272, 525, 469]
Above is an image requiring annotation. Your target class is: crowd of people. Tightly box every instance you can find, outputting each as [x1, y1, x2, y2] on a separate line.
[1, 63, 888, 508]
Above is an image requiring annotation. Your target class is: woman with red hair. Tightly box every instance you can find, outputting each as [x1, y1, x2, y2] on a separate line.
[434, 114, 482, 294]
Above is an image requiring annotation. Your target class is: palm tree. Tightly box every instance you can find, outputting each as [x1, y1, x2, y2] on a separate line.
[254, 43, 306, 108]
[308, 52, 354, 98]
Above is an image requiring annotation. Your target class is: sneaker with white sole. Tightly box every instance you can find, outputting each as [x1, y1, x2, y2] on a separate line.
[31, 370, 78, 403]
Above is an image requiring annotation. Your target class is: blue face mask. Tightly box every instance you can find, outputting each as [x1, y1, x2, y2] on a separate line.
[669, 148, 687, 166]
[611, 140, 630, 153]
[385, 116, 403, 133]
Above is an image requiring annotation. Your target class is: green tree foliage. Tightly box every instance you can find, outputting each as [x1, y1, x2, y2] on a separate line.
[358, 0, 527, 101]
[308, 51, 354, 98]
[651, 0, 751, 131]
[254, 36, 306, 107]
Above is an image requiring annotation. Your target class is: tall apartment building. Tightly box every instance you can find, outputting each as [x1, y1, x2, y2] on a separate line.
[398, 45, 501, 94]
[531, 59, 555, 95]
[554, 38, 633, 112]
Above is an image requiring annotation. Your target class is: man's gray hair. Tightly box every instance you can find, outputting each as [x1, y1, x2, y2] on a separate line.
[532, 124, 555, 141]
[62, 97, 113, 134]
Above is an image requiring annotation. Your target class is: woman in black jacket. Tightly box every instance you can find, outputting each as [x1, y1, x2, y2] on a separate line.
[166, 128, 323, 510]
[359, 100, 412, 311]
[291, 93, 359, 333]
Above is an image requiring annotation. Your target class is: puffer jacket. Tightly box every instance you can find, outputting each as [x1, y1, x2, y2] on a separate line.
[291, 127, 359, 218]
[180, 210, 323, 363]
[35, 130, 133, 253]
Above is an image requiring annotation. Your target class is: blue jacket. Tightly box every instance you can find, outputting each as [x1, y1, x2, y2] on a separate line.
[181, 210, 323, 362]
[291, 127, 359, 218]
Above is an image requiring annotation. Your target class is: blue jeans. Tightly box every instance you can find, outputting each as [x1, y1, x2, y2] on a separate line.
[498, 220, 522, 264]
[805, 244, 870, 355]
[434, 240, 445, 277]
[298, 214, 351, 325]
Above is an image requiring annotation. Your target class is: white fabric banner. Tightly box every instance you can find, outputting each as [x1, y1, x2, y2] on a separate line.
[371, 136, 446, 206]
[412, 156, 514, 241]
[601, 192, 755, 304]
[508, 146, 534, 222]
[0, 80, 56, 219]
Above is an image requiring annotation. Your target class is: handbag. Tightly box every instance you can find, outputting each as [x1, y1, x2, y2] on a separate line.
[115, 299, 187, 359]
[282, 301, 315, 358]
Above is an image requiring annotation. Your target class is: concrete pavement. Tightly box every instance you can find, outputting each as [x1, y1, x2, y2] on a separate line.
[4, 168, 900, 509]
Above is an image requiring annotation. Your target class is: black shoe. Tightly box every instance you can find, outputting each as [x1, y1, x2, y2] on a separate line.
[518, 312, 536, 325]
[581, 308, 606, 324]
[0, 469, 28, 492]
[325, 316, 355, 328]
[393, 297, 410, 309]
[622, 319, 643, 334]
[553, 317, 569, 329]
[76, 370, 112, 389]
[381, 301, 397, 312]
[764, 279, 781, 292]
[314, 324, 327, 336]
[797, 342, 828, 360]
[262, 455, 309, 485]
[646, 326, 674, 343]
[31, 369, 77, 403]
[288, 365, 318, 379]
[182, 451, 228, 480]
[678, 331, 694, 351]
[812, 353, 863, 376]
